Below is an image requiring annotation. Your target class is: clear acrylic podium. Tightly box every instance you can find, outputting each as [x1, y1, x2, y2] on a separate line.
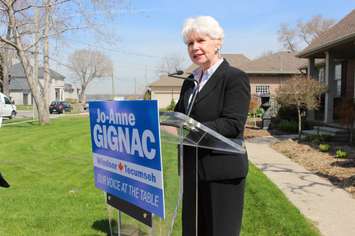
[107, 111, 246, 236]
[159, 112, 246, 236]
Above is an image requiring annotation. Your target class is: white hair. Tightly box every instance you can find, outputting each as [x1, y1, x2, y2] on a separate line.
[181, 16, 224, 44]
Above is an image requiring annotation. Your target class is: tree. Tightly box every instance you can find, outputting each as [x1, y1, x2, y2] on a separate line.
[0, 0, 126, 124]
[143, 88, 151, 100]
[0, 25, 15, 96]
[278, 24, 298, 52]
[0, 0, 51, 124]
[158, 53, 186, 75]
[276, 76, 327, 140]
[68, 49, 113, 106]
[297, 15, 335, 45]
[166, 98, 176, 111]
[278, 15, 335, 51]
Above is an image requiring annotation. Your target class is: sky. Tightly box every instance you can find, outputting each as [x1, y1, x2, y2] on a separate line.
[52, 0, 355, 95]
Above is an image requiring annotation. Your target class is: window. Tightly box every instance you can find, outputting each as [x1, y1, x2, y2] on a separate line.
[335, 64, 342, 97]
[4, 96, 11, 104]
[256, 85, 270, 95]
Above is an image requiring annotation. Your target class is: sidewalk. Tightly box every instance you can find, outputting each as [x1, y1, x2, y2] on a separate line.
[246, 136, 355, 236]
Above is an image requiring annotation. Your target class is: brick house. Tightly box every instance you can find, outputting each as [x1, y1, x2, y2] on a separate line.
[297, 9, 355, 124]
[149, 54, 251, 108]
[243, 51, 306, 106]
[149, 52, 305, 109]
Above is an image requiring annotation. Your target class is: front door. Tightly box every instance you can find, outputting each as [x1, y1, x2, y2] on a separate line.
[23, 93, 28, 105]
[55, 88, 60, 101]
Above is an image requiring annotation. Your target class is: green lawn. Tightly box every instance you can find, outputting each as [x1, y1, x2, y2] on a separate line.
[16, 105, 33, 111]
[3, 117, 34, 124]
[0, 117, 320, 236]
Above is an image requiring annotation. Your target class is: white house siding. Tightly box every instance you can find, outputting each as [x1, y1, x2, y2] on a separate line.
[47, 79, 64, 103]
[10, 81, 65, 105]
[151, 88, 180, 109]
[64, 90, 78, 100]
[10, 92, 33, 105]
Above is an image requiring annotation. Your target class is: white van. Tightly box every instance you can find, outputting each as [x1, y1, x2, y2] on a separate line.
[0, 92, 17, 119]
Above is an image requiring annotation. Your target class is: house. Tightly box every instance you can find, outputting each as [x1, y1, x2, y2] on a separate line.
[243, 51, 306, 106]
[86, 94, 143, 101]
[297, 9, 355, 124]
[149, 52, 305, 109]
[9, 63, 67, 105]
[64, 83, 80, 101]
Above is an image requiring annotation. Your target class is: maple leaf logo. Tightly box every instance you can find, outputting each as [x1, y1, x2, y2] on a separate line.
[118, 162, 124, 172]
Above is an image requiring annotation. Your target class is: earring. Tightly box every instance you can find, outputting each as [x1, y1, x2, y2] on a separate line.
[215, 48, 220, 54]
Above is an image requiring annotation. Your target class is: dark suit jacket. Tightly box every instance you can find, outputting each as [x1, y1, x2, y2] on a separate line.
[174, 59, 251, 180]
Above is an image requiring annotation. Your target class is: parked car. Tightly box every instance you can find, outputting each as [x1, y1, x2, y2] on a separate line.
[49, 101, 72, 114]
[0, 92, 17, 119]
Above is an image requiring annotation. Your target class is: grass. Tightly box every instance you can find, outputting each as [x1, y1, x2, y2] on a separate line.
[3, 117, 34, 124]
[0, 117, 320, 236]
[16, 105, 33, 111]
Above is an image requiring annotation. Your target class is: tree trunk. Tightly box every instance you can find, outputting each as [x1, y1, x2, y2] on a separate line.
[79, 84, 87, 111]
[1, 26, 15, 97]
[1, 61, 10, 96]
[298, 107, 302, 141]
[7, 3, 49, 124]
[43, 1, 51, 107]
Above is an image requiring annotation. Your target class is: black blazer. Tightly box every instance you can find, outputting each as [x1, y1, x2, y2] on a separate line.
[174, 59, 251, 180]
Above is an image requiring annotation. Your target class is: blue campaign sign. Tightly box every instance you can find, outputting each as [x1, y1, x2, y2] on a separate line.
[88, 100, 165, 218]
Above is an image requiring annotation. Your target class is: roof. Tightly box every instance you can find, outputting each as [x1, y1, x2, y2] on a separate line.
[184, 53, 251, 73]
[149, 74, 184, 87]
[9, 63, 65, 80]
[242, 51, 306, 74]
[298, 9, 355, 57]
[9, 78, 31, 92]
[149, 54, 251, 88]
[86, 94, 143, 101]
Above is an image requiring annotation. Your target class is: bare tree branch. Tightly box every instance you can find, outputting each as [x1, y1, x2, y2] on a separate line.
[68, 49, 113, 104]
[278, 15, 336, 51]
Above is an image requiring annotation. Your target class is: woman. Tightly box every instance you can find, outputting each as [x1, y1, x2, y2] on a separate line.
[174, 16, 250, 236]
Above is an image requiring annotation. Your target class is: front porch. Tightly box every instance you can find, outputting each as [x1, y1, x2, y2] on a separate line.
[306, 39, 355, 125]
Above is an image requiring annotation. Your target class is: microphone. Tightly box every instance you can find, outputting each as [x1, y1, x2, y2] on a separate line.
[168, 70, 184, 76]
[168, 70, 196, 83]
[167, 69, 199, 116]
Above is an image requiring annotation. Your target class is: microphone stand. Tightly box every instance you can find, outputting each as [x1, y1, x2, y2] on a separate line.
[167, 70, 198, 116]
[167, 69, 201, 235]
[186, 80, 199, 116]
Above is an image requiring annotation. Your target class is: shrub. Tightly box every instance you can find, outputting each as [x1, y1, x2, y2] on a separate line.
[165, 98, 176, 111]
[277, 105, 299, 121]
[304, 134, 332, 145]
[65, 98, 79, 104]
[335, 149, 348, 159]
[255, 107, 264, 118]
[319, 143, 330, 152]
[276, 120, 298, 133]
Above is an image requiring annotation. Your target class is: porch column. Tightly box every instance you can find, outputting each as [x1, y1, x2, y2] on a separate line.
[307, 57, 316, 79]
[324, 51, 336, 123]
[307, 58, 316, 120]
